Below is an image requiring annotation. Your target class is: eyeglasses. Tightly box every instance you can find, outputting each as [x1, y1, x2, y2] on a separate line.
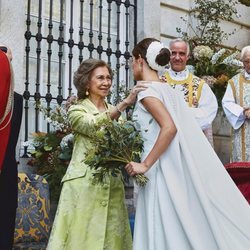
[0, 46, 8, 53]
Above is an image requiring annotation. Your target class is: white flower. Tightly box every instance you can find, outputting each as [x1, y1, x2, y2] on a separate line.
[46, 117, 52, 123]
[224, 58, 243, 67]
[222, 51, 240, 65]
[33, 141, 42, 147]
[193, 45, 214, 60]
[23, 140, 32, 147]
[46, 117, 66, 131]
[211, 48, 226, 64]
[60, 133, 74, 149]
[146, 41, 168, 72]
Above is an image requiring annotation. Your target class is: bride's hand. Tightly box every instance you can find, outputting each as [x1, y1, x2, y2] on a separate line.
[124, 82, 149, 105]
[125, 162, 148, 176]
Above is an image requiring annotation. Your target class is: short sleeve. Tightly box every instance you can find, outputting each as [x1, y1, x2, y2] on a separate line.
[137, 84, 162, 102]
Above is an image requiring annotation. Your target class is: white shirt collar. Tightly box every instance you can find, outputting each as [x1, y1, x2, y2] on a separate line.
[168, 68, 189, 80]
[244, 71, 250, 80]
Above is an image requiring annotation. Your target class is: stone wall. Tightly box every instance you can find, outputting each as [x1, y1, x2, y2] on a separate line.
[0, 0, 26, 94]
[0, 0, 26, 162]
[212, 109, 232, 165]
[159, 0, 250, 49]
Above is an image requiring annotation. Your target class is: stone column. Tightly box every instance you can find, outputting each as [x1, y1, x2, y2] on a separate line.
[212, 109, 231, 164]
[137, 0, 161, 41]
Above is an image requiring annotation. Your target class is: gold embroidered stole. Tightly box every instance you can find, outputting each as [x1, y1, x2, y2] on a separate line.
[162, 72, 204, 107]
[228, 73, 250, 161]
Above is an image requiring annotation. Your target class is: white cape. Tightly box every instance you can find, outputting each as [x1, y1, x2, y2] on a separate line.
[133, 83, 250, 250]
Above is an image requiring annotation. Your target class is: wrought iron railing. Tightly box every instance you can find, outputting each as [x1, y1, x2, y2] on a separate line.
[23, 0, 137, 156]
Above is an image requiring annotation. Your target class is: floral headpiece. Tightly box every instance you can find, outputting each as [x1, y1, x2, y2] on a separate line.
[146, 41, 168, 72]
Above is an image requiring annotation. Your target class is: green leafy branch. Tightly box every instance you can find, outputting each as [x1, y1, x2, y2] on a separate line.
[176, 0, 240, 46]
[84, 119, 148, 186]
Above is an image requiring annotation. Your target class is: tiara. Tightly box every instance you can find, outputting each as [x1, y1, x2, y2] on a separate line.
[146, 41, 168, 72]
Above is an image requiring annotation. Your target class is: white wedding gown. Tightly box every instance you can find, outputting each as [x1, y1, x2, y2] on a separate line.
[132, 82, 250, 250]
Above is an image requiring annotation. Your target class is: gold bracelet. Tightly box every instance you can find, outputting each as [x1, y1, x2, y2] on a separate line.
[115, 100, 130, 114]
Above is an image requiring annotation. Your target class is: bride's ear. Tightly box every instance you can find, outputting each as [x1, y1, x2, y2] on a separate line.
[137, 55, 144, 66]
[137, 57, 145, 72]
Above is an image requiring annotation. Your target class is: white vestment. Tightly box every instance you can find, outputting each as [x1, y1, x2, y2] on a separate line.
[163, 68, 218, 130]
[222, 71, 250, 162]
[162, 68, 218, 147]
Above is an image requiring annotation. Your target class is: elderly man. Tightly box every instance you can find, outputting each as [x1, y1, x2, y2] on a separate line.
[222, 45, 250, 162]
[161, 38, 218, 145]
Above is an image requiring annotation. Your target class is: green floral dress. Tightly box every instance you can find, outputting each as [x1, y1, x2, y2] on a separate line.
[47, 99, 132, 250]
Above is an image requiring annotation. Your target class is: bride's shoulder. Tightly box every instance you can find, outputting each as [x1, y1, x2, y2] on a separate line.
[150, 81, 171, 91]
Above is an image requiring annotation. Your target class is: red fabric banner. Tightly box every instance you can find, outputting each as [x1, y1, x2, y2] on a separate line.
[225, 162, 250, 204]
[0, 50, 11, 172]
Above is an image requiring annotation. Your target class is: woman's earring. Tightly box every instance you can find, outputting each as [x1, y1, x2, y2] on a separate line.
[86, 90, 89, 96]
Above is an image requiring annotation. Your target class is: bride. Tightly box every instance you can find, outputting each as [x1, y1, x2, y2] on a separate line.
[125, 38, 250, 250]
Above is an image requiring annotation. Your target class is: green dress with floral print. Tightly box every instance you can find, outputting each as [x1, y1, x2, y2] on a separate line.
[47, 98, 132, 250]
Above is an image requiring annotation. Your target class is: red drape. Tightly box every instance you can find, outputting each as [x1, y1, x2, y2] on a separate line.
[0, 50, 12, 172]
[225, 162, 250, 204]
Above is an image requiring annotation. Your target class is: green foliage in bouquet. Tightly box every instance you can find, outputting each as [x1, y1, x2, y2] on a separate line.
[84, 119, 148, 187]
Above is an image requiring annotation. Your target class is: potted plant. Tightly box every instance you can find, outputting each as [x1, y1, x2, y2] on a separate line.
[26, 104, 73, 203]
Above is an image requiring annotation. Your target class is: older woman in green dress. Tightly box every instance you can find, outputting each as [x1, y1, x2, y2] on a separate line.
[47, 59, 146, 250]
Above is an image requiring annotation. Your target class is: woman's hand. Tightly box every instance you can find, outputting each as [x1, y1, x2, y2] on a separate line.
[110, 82, 149, 120]
[124, 82, 149, 105]
[125, 162, 149, 176]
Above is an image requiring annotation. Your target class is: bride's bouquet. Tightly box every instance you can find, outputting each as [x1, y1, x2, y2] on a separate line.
[84, 119, 148, 186]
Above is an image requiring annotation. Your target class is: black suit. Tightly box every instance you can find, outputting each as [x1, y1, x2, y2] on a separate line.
[0, 93, 23, 250]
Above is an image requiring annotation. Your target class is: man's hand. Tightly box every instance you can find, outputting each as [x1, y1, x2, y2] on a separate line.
[244, 108, 250, 119]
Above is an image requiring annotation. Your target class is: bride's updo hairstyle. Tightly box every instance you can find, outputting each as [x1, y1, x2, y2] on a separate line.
[132, 38, 170, 72]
